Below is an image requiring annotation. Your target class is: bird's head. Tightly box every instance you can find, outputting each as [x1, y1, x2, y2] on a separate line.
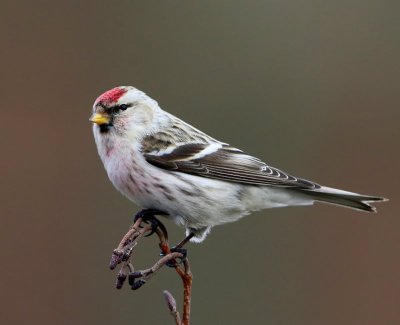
[90, 86, 161, 139]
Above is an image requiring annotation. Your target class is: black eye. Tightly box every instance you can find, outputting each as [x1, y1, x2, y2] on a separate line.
[118, 104, 129, 111]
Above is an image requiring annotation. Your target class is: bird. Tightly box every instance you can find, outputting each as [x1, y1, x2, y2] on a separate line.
[90, 86, 387, 243]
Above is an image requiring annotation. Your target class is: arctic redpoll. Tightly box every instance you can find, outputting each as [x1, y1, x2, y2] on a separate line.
[90, 86, 387, 242]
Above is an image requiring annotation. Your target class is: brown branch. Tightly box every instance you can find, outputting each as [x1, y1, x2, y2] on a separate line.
[109, 213, 193, 325]
[175, 259, 192, 324]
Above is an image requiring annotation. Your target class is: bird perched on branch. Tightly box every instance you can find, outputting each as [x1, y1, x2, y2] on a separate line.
[90, 86, 387, 243]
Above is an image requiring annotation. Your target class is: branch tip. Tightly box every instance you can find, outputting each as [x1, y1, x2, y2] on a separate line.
[131, 279, 146, 290]
[116, 272, 127, 289]
[163, 290, 177, 313]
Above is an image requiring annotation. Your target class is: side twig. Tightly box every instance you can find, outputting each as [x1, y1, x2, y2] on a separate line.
[109, 213, 193, 325]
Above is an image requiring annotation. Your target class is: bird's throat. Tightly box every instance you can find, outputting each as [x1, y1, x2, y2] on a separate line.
[99, 123, 113, 133]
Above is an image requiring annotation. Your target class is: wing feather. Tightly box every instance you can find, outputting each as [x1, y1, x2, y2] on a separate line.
[142, 136, 320, 189]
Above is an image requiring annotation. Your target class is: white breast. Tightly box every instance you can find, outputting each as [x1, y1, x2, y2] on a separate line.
[93, 127, 250, 231]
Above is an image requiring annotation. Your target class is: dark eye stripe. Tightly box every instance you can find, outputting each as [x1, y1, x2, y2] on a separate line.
[109, 104, 130, 114]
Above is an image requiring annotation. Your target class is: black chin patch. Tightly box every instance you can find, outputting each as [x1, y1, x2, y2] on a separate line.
[99, 123, 113, 133]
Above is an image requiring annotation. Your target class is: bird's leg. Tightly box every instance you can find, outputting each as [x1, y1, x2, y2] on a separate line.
[173, 232, 195, 250]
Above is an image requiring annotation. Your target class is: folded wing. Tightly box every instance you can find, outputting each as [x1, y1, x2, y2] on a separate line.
[142, 140, 320, 189]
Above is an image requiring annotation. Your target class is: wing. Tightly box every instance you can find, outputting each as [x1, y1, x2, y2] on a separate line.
[141, 132, 320, 189]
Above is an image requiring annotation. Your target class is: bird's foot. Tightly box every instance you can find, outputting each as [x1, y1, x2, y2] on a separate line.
[110, 209, 169, 270]
[160, 232, 194, 267]
[133, 208, 167, 223]
[133, 208, 168, 237]
[162, 247, 188, 267]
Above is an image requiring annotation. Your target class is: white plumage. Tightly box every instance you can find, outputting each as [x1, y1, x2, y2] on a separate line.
[91, 86, 386, 242]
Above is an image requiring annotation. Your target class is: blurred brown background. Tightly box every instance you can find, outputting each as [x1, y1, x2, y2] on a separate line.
[1, 1, 399, 324]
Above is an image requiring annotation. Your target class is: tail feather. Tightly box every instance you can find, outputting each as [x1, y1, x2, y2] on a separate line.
[299, 186, 387, 213]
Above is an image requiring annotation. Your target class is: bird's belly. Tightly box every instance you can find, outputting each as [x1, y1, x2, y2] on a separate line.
[106, 157, 247, 228]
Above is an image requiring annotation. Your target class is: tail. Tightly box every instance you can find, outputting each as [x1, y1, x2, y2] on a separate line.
[298, 186, 388, 213]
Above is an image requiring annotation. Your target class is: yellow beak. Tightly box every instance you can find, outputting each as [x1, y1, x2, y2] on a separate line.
[89, 113, 110, 125]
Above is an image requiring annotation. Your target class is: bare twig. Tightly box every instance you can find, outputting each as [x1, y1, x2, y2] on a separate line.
[109, 217, 149, 270]
[109, 212, 193, 325]
[129, 251, 183, 289]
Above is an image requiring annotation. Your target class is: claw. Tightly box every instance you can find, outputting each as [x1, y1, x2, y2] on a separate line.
[171, 247, 187, 257]
[144, 219, 158, 237]
[134, 208, 168, 223]
[133, 208, 168, 238]
[165, 247, 188, 267]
